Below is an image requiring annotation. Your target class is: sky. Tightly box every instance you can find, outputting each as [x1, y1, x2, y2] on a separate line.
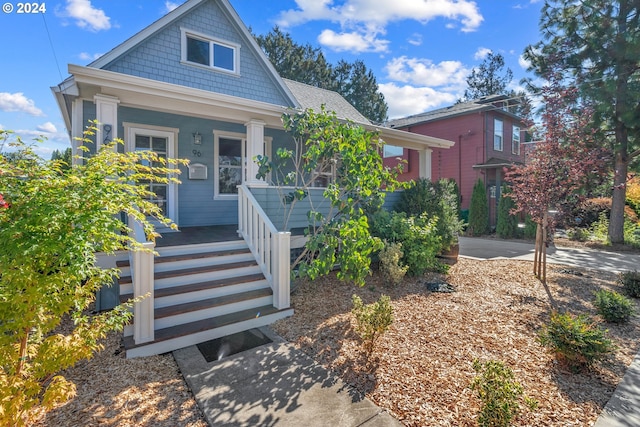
[0, 0, 544, 158]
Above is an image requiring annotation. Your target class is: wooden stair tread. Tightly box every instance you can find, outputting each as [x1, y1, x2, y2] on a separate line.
[123, 305, 285, 349]
[119, 260, 258, 285]
[154, 288, 272, 319]
[116, 248, 251, 268]
[119, 273, 266, 303]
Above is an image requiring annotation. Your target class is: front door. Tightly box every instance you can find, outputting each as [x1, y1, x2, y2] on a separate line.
[126, 124, 178, 228]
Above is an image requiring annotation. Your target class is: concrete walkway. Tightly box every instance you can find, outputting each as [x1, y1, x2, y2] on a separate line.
[459, 236, 640, 427]
[174, 327, 401, 427]
[459, 236, 640, 273]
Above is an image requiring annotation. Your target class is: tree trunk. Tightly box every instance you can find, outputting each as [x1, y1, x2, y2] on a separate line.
[609, 153, 628, 244]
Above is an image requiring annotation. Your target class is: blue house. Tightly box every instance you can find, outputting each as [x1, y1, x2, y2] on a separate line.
[52, 0, 453, 358]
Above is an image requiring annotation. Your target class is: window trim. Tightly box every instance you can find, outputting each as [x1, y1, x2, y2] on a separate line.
[494, 118, 503, 152]
[512, 125, 521, 155]
[214, 131, 245, 200]
[180, 28, 240, 75]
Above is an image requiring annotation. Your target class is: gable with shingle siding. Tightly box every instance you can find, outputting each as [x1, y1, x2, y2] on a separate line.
[100, 0, 292, 106]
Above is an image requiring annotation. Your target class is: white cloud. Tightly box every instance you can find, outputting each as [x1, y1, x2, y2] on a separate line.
[408, 33, 422, 46]
[79, 52, 103, 61]
[277, 0, 483, 53]
[518, 54, 531, 70]
[379, 83, 458, 118]
[165, 1, 181, 13]
[0, 92, 44, 116]
[384, 56, 469, 89]
[318, 29, 389, 53]
[37, 122, 57, 133]
[64, 0, 111, 31]
[474, 47, 492, 60]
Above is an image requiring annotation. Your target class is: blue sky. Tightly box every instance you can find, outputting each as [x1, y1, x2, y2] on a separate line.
[0, 0, 544, 158]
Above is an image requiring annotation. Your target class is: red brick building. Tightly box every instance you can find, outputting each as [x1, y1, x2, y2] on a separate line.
[386, 95, 527, 228]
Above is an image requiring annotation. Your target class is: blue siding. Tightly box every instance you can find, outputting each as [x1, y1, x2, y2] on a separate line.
[103, 1, 292, 107]
[117, 106, 293, 227]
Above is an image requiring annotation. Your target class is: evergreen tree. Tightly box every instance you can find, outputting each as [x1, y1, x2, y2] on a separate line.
[469, 179, 488, 236]
[524, 0, 640, 243]
[51, 147, 72, 171]
[255, 26, 388, 123]
[496, 185, 518, 239]
[463, 52, 513, 101]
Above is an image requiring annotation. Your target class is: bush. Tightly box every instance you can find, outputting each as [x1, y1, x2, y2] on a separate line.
[619, 270, 640, 298]
[573, 197, 638, 229]
[469, 179, 488, 236]
[378, 241, 408, 286]
[470, 359, 537, 427]
[395, 178, 464, 251]
[594, 289, 634, 323]
[370, 210, 445, 276]
[496, 185, 518, 239]
[538, 312, 614, 371]
[352, 294, 394, 353]
[523, 215, 537, 239]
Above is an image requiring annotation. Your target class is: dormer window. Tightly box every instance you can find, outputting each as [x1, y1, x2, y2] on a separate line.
[181, 28, 239, 74]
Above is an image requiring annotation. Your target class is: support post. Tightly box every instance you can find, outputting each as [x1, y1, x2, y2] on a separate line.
[271, 231, 291, 309]
[133, 241, 155, 344]
[245, 119, 267, 187]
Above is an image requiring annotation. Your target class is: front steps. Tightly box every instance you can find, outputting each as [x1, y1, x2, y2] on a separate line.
[117, 240, 293, 358]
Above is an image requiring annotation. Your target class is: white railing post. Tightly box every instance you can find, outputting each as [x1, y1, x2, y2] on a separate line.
[133, 241, 155, 344]
[128, 214, 155, 344]
[271, 231, 291, 309]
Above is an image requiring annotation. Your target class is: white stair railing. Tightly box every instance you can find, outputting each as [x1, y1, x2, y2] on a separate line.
[128, 214, 155, 344]
[238, 184, 291, 309]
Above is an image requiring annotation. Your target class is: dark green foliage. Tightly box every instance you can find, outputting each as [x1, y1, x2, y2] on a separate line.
[468, 179, 488, 236]
[538, 312, 614, 371]
[352, 294, 394, 354]
[395, 178, 464, 251]
[496, 185, 518, 239]
[594, 290, 634, 323]
[470, 359, 538, 427]
[619, 270, 640, 298]
[255, 26, 388, 123]
[50, 147, 72, 171]
[523, 215, 537, 239]
[370, 210, 445, 276]
[462, 52, 513, 102]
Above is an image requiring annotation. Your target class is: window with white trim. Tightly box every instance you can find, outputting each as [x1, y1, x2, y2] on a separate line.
[512, 125, 521, 155]
[494, 118, 503, 151]
[181, 28, 239, 74]
[215, 135, 243, 198]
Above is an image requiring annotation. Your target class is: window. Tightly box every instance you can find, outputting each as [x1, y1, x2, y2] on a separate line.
[383, 145, 404, 158]
[494, 118, 503, 151]
[215, 136, 243, 197]
[512, 125, 521, 155]
[182, 28, 238, 73]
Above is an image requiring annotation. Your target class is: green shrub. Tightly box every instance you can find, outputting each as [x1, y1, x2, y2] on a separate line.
[469, 179, 488, 236]
[496, 185, 518, 239]
[395, 178, 464, 251]
[470, 359, 537, 427]
[594, 289, 634, 323]
[538, 312, 614, 371]
[619, 270, 640, 298]
[370, 210, 444, 276]
[523, 215, 537, 239]
[352, 294, 394, 353]
[567, 227, 590, 242]
[590, 212, 609, 243]
[378, 241, 408, 286]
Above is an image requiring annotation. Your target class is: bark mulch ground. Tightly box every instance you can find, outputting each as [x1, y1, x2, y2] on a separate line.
[33, 258, 639, 426]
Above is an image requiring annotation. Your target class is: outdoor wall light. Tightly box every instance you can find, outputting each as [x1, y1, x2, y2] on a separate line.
[193, 132, 202, 145]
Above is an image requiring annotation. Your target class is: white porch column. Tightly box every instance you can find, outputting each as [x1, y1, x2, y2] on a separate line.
[419, 148, 433, 180]
[94, 94, 120, 149]
[71, 98, 84, 166]
[245, 119, 267, 187]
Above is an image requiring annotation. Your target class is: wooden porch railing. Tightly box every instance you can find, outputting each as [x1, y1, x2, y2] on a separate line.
[128, 214, 155, 344]
[237, 184, 291, 309]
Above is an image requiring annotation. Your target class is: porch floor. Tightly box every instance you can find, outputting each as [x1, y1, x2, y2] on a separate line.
[155, 225, 240, 247]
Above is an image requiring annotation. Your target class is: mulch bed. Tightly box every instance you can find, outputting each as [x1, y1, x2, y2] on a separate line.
[272, 258, 640, 426]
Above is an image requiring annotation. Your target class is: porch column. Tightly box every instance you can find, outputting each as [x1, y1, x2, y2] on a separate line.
[418, 148, 433, 180]
[71, 98, 84, 166]
[245, 119, 267, 187]
[94, 94, 120, 150]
